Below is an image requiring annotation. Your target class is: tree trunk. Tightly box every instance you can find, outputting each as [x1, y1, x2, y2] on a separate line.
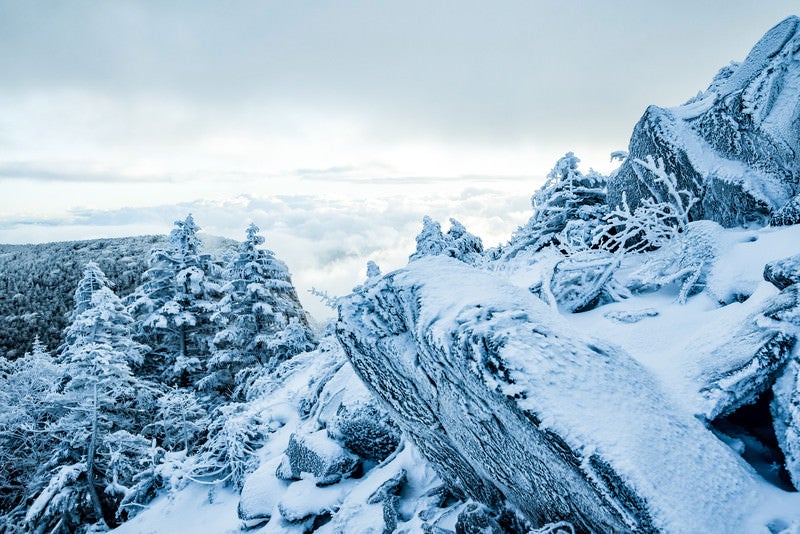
[86, 383, 108, 529]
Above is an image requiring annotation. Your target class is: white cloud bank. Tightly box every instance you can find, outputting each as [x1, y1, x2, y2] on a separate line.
[0, 180, 535, 320]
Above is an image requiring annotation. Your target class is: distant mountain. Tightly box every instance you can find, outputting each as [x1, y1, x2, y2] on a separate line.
[609, 16, 800, 227]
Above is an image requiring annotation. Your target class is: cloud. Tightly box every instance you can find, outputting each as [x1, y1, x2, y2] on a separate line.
[1, 1, 796, 151]
[0, 162, 176, 183]
[0, 188, 534, 320]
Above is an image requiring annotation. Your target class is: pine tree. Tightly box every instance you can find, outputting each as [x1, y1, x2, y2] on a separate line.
[410, 217, 484, 264]
[27, 263, 149, 532]
[128, 214, 223, 387]
[508, 152, 607, 256]
[204, 224, 316, 398]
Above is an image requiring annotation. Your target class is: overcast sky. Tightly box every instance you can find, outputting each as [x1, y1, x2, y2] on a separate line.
[0, 1, 796, 318]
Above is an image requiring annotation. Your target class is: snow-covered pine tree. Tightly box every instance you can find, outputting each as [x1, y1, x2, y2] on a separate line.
[203, 223, 316, 398]
[410, 217, 484, 264]
[128, 214, 223, 387]
[26, 262, 150, 532]
[410, 216, 450, 260]
[507, 152, 607, 256]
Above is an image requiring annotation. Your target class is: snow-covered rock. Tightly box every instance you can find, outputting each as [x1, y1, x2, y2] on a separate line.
[237, 456, 288, 528]
[764, 253, 800, 290]
[772, 358, 800, 490]
[279, 430, 360, 485]
[338, 256, 769, 532]
[609, 16, 800, 227]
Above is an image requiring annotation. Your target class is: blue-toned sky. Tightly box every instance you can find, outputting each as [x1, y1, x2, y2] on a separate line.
[0, 1, 796, 318]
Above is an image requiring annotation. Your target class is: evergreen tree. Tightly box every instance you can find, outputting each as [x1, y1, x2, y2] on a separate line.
[508, 152, 607, 256]
[27, 263, 148, 532]
[410, 217, 484, 264]
[0, 338, 63, 528]
[128, 214, 223, 387]
[204, 224, 316, 398]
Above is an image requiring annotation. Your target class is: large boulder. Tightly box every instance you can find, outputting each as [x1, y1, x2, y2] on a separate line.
[608, 16, 800, 227]
[337, 257, 768, 532]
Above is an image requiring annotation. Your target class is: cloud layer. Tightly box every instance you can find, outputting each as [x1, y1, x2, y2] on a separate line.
[0, 184, 534, 320]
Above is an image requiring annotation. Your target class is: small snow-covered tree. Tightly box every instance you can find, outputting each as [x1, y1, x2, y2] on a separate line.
[204, 224, 315, 398]
[410, 216, 449, 260]
[190, 403, 263, 489]
[508, 152, 607, 255]
[128, 214, 223, 387]
[410, 217, 484, 264]
[366, 260, 381, 280]
[155, 388, 207, 453]
[0, 338, 63, 528]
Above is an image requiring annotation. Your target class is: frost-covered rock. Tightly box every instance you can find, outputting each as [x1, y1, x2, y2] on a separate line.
[608, 16, 800, 227]
[338, 256, 766, 532]
[280, 430, 360, 485]
[454, 502, 503, 534]
[690, 285, 800, 420]
[764, 253, 800, 290]
[604, 308, 659, 324]
[277, 478, 346, 523]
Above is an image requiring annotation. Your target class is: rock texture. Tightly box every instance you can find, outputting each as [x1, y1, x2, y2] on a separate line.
[765, 253, 800, 290]
[608, 16, 800, 227]
[338, 257, 765, 533]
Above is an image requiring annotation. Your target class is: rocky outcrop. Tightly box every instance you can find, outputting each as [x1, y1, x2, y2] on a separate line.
[338, 256, 766, 533]
[608, 16, 800, 227]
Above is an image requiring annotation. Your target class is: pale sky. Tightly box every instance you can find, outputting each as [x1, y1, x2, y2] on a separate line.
[0, 1, 796, 318]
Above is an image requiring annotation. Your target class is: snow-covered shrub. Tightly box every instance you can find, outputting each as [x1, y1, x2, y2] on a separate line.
[410, 217, 484, 264]
[596, 156, 697, 254]
[331, 403, 401, 461]
[191, 403, 263, 489]
[595, 156, 711, 303]
[546, 252, 630, 313]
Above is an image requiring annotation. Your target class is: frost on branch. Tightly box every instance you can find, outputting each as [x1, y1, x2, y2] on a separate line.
[595, 156, 713, 303]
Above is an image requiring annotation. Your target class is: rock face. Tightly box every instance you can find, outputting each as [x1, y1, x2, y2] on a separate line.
[338, 257, 765, 533]
[608, 16, 800, 227]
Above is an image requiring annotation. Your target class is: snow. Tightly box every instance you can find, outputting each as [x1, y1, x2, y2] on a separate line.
[112, 483, 241, 534]
[111, 341, 447, 534]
